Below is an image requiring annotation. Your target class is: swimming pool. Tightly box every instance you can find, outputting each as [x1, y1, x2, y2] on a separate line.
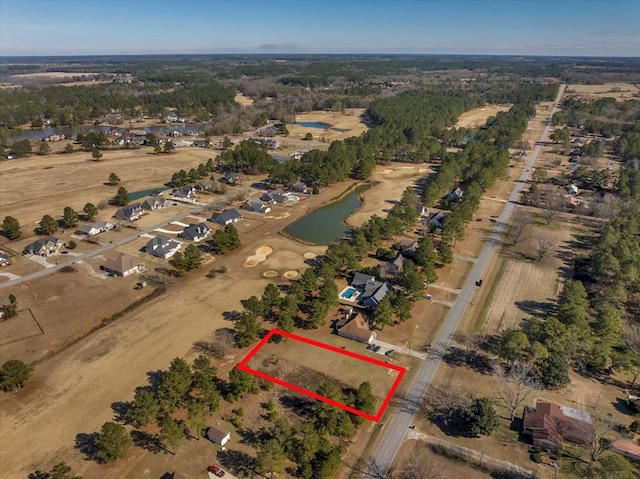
[288, 195, 299, 201]
[340, 287, 358, 299]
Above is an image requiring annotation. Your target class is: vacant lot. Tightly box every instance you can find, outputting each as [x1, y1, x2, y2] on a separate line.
[566, 82, 640, 101]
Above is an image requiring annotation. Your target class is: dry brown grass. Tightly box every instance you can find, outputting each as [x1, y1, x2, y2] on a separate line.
[454, 104, 512, 129]
[566, 82, 640, 101]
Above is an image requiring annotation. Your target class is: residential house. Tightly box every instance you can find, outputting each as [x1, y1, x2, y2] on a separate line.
[398, 239, 418, 258]
[611, 439, 640, 462]
[142, 196, 170, 211]
[144, 235, 182, 259]
[567, 183, 579, 196]
[291, 181, 309, 194]
[423, 211, 447, 229]
[522, 401, 594, 451]
[417, 202, 427, 216]
[335, 312, 377, 344]
[179, 223, 211, 242]
[195, 179, 215, 192]
[24, 237, 64, 257]
[289, 151, 303, 160]
[171, 186, 198, 203]
[243, 198, 271, 214]
[76, 221, 114, 236]
[261, 188, 290, 204]
[210, 209, 242, 225]
[221, 172, 240, 185]
[447, 187, 464, 203]
[102, 253, 145, 277]
[564, 195, 583, 208]
[206, 426, 231, 447]
[380, 255, 404, 280]
[350, 272, 394, 309]
[0, 250, 10, 267]
[192, 139, 208, 148]
[114, 204, 144, 222]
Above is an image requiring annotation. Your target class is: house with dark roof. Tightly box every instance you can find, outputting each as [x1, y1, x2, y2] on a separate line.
[349, 272, 393, 309]
[171, 186, 198, 203]
[380, 255, 404, 279]
[335, 312, 376, 344]
[114, 204, 143, 221]
[447, 187, 464, 203]
[221, 172, 240, 184]
[206, 426, 231, 447]
[0, 250, 11, 267]
[261, 188, 290, 204]
[423, 211, 447, 229]
[195, 179, 215, 192]
[142, 196, 170, 211]
[76, 221, 114, 236]
[210, 209, 242, 226]
[24, 237, 64, 257]
[522, 401, 594, 451]
[179, 223, 211, 242]
[243, 198, 271, 214]
[144, 235, 182, 259]
[192, 139, 208, 148]
[291, 181, 309, 194]
[102, 253, 145, 277]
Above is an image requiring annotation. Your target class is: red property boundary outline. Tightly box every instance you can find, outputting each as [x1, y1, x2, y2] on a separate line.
[236, 329, 406, 422]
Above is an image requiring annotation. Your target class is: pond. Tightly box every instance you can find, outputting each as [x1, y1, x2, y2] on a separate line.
[295, 121, 329, 129]
[129, 186, 167, 201]
[283, 184, 369, 245]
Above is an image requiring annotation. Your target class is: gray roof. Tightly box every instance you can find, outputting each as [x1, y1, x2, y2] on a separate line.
[222, 172, 240, 182]
[114, 203, 142, 220]
[261, 189, 289, 203]
[145, 235, 181, 257]
[291, 181, 308, 192]
[362, 281, 393, 309]
[180, 223, 211, 241]
[352, 272, 377, 289]
[243, 198, 267, 212]
[24, 236, 62, 254]
[210, 208, 242, 224]
[448, 187, 464, 201]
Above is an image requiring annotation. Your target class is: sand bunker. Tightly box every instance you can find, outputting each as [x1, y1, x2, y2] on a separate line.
[303, 252, 317, 260]
[243, 245, 274, 267]
[283, 270, 299, 279]
[262, 270, 278, 278]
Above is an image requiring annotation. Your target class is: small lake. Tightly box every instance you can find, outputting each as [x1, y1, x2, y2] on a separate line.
[283, 184, 369, 245]
[129, 186, 167, 201]
[295, 121, 329, 129]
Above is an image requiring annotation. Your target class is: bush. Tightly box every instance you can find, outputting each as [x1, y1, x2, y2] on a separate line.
[67, 240, 77, 250]
[630, 419, 640, 434]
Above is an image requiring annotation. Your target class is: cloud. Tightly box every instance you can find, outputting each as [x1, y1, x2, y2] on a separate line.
[257, 43, 299, 53]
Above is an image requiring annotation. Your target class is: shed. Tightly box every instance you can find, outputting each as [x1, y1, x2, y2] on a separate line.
[207, 426, 231, 447]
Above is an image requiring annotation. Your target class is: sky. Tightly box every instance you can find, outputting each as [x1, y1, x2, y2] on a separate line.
[0, 0, 639, 57]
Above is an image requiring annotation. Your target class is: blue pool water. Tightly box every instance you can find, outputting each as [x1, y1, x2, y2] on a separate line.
[296, 121, 329, 129]
[288, 195, 299, 201]
[340, 287, 357, 299]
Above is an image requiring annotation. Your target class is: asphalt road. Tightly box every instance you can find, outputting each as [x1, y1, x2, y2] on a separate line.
[366, 84, 566, 477]
[0, 188, 252, 290]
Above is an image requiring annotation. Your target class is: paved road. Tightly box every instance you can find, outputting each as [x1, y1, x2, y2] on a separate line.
[366, 84, 566, 477]
[0, 188, 252, 290]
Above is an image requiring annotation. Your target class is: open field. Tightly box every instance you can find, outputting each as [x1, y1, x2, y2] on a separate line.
[566, 82, 640, 101]
[10, 71, 113, 79]
[234, 92, 254, 106]
[453, 104, 511, 129]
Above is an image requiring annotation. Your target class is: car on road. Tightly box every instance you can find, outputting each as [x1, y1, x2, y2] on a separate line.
[385, 349, 395, 356]
[475, 279, 483, 287]
[423, 293, 433, 300]
[207, 465, 225, 477]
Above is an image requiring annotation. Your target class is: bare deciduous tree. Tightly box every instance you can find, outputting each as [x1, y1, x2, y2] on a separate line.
[508, 210, 532, 246]
[542, 191, 563, 225]
[534, 236, 554, 262]
[400, 443, 443, 479]
[494, 362, 542, 421]
[425, 382, 472, 425]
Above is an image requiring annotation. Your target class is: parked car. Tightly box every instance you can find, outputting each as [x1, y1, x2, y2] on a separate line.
[207, 465, 225, 477]
[385, 349, 395, 356]
[423, 293, 433, 300]
[366, 344, 375, 351]
[373, 345, 381, 352]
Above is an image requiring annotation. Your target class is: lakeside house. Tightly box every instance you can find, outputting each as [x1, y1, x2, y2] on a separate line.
[142, 196, 170, 211]
[114, 204, 143, 222]
[24, 237, 64, 257]
[242, 198, 271, 214]
[261, 188, 290, 204]
[210, 209, 242, 226]
[171, 186, 197, 203]
[179, 223, 211, 242]
[291, 181, 309, 194]
[102, 253, 145, 277]
[144, 235, 182, 259]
